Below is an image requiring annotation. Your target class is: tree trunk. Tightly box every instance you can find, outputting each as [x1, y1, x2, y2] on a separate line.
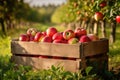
[6, 19, 13, 29]
[88, 18, 94, 34]
[0, 18, 6, 35]
[100, 20, 106, 38]
[93, 21, 99, 36]
[109, 21, 116, 43]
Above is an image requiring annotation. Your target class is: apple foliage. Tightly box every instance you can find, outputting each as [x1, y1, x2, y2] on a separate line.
[66, 0, 120, 43]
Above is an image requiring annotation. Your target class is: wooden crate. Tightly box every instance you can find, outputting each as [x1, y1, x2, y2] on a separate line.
[11, 38, 109, 72]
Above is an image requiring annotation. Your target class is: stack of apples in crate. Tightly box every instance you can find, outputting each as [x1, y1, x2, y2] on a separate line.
[19, 27, 99, 44]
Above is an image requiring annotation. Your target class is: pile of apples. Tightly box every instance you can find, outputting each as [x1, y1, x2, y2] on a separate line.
[19, 27, 99, 44]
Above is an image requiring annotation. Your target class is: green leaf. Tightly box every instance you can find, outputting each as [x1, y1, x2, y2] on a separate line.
[85, 66, 93, 75]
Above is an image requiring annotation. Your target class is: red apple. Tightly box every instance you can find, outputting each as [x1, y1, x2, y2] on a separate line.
[99, 1, 107, 8]
[19, 34, 29, 41]
[116, 16, 120, 23]
[34, 32, 44, 42]
[46, 27, 57, 37]
[41, 36, 52, 43]
[26, 28, 38, 36]
[61, 39, 68, 44]
[74, 28, 87, 38]
[53, 40, 62, 43]
[87, 34, 99, 41]
[63, 29, 75, 40]
[68, 38, 79, 44]
[29, 35, 34, 41]
[52, 32, 63, 41]
[79, 35, 91, 43]
[42, 31, 47, 36]
[94, 12, 104, 21]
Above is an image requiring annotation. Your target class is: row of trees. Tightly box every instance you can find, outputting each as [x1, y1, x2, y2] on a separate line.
[0, 0, 57, 36]
[52, 0, 120, 43]
[0, 0, 30, 35]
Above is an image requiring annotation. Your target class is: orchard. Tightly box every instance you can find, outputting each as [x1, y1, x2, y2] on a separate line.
[1, 0, 120, 80]
[65, 0, 120, 43]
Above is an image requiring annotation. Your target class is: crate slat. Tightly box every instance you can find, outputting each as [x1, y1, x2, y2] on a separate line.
[11, 41, 81, 58]
[82, 38, 109, 57]
[11, 55, 80, 72]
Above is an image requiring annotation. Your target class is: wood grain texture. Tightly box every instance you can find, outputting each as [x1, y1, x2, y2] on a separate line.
[82, 38, 109, 57]
[11, 41, 80, 58]
[11, 55, 80, 72]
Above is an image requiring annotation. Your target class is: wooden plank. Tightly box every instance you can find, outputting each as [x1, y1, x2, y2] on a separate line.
[85, 54, 108, 71]
[11, 55, 80, 72]
[82, 38, 109, 57]
[11, 41, 80, 58]
[11, 38, 109, 58]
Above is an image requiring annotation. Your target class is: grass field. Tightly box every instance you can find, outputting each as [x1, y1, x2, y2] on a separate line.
[0, 23, 120, 79]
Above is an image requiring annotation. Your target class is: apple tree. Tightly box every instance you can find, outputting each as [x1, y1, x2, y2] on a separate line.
[67, 0, 99, 34]
[92, 0, 120, 43]
[67, 0, 120, 43]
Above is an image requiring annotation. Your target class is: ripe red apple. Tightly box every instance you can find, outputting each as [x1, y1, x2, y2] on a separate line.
[79, 35, 91, 43]
[19, 34, 29, 41]
[99, 1, 107, 8]
[29, 35, 34, 41]
[94, 12, 104, 21]
[42, 31, 47, 36]
[68, 38, 79, 44]
[34, 32, 44, 42]
[87, 34, 99, 41]
[52, 32, 63, 41]
[61, 39, 68, 44]
[53, 40, 62, 43]
[63, 29, 75, 40]
[41, 36, 52, 43]
[26, 28, 37, 36]
[116, 16, 120, 23]
[74, 28, 87, 38]
[46, 27, 57, 37]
